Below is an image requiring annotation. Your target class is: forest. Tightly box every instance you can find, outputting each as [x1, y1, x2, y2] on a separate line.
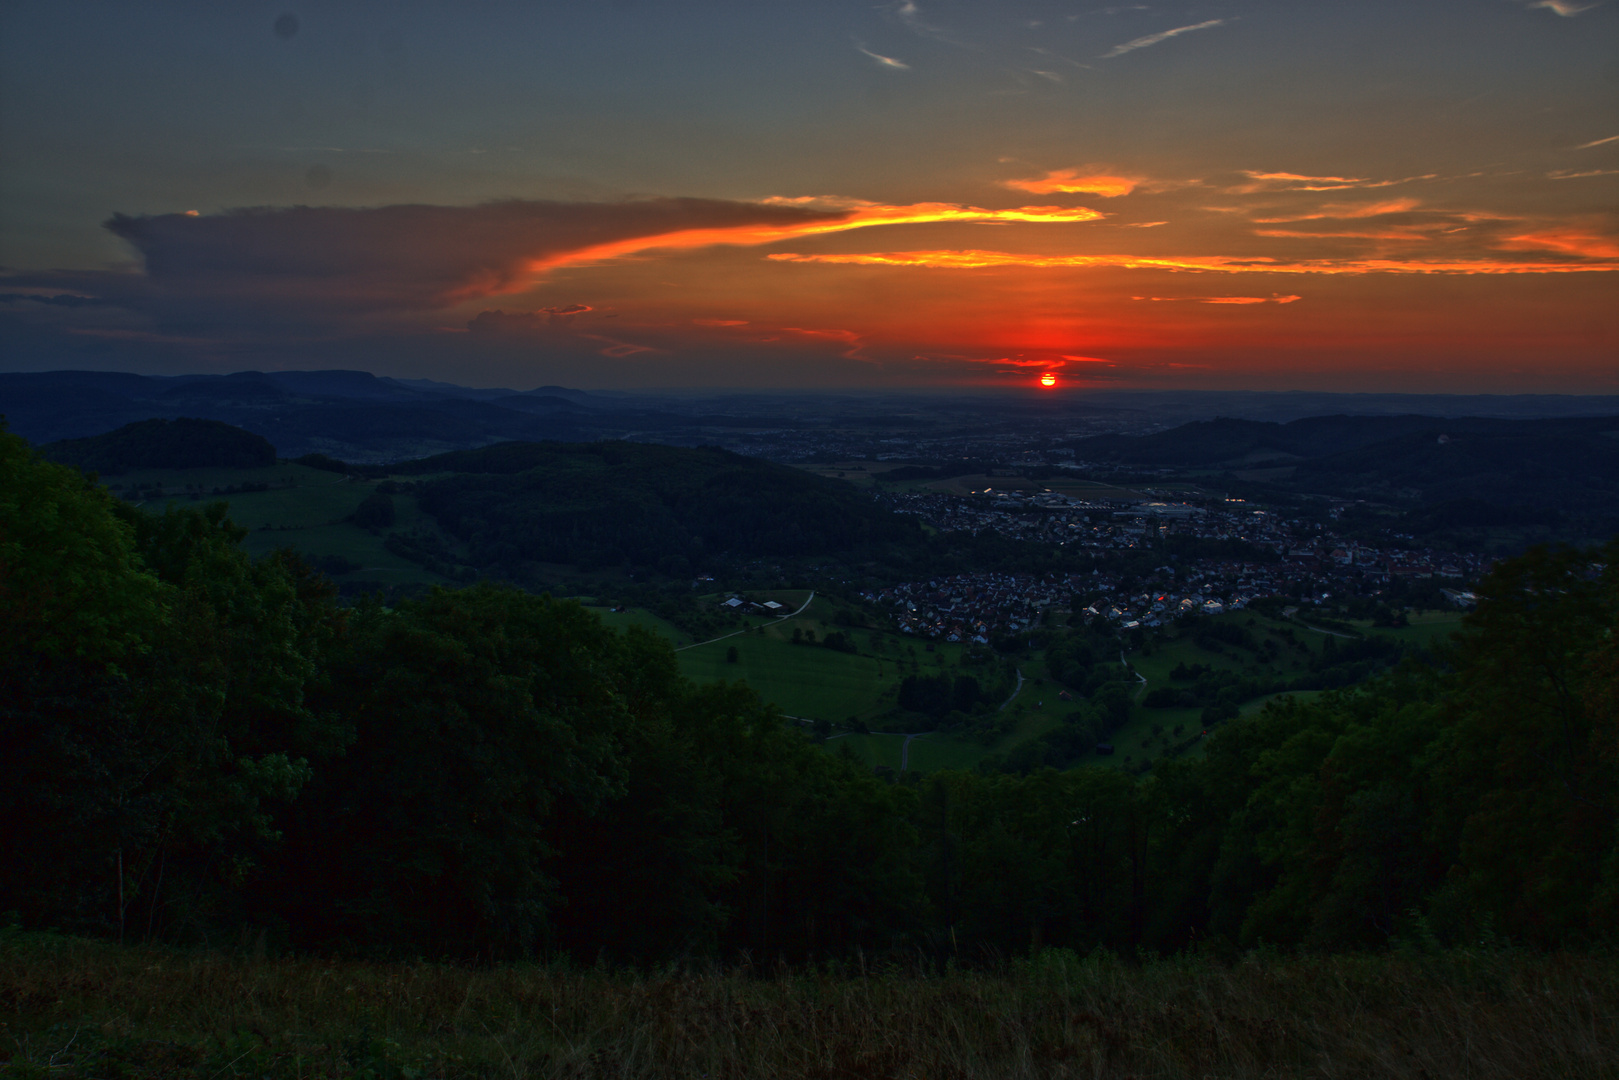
[3, 423, 1616, 965]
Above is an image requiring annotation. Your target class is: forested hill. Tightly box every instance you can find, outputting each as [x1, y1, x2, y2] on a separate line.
[386, 440, 921, 570]
[41, 417, 277, 473]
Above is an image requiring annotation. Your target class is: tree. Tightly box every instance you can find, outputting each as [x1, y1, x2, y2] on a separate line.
[1, 427, 166, 933]
[1429, 542, 1619, 944]
[1, 428, 345, 939]
[271, 586, 637, 956]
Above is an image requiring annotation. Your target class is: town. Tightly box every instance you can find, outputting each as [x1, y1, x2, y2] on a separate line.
[858, 488, 1487, 642]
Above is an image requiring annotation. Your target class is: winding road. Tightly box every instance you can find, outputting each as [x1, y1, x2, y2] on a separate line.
[998, 667, 1026, 712]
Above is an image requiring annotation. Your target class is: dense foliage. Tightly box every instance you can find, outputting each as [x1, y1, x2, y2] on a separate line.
[380, 440, 920, 575]
[3, 426, 1615, 962]
[42, 417, 278, 473]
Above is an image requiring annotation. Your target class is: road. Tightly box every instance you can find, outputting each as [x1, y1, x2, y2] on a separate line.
[1286, 614, 1359, 639]
[827, 729, 927, 772]
[901, 733, 925, 772]
[998, 667, 1026, 711]
[675, 590, 816, 652]
[1122, 649, 1148, 701]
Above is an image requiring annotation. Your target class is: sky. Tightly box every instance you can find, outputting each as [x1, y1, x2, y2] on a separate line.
[1, 0, 1615, 392]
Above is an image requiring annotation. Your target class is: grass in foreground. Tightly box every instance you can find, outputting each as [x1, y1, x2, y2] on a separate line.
[2, 933, 1614, 1079]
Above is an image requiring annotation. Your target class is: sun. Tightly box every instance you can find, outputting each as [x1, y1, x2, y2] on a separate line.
[1039, 373, 1057, 388]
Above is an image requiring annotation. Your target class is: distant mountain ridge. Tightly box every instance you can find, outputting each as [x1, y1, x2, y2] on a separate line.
[0, 369, 849, 462]
[4, 368, 1617, 478]
[0, 369, 644, 462]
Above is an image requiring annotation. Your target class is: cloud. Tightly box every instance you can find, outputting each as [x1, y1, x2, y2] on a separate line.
[891, 1, 945, 39]
[1135, 295, 1303, 304]
[1549, 168, 1619, 179]
[0, 291, 114, 308]
[537, 303, 593, 326]
[1252, 228, 1437, 241]
[767, 249, 1619, 274]
[101, 199, 848, 329]
[521, 198, 1106, 275]
[855, 43, 910, 69]
[1526, 1, 1599, 15]
[1252, 198, 1423, 223]
[465, 308, 665, 360]
[467, 309, 593, 335]
[1002, 169, 1141, 197]
[692, 318, 748, 327]
[1100, 19, 1224, 59]
[1496, 227, 1619, 259]
[1574, 134, 1619, 149]
[1232, 170, 1433, 193]
[78, 195, 1109, 342]
[579, 334, 660, 358]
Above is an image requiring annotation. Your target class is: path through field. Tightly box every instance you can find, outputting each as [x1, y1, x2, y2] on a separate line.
[901, 732, 925, 772]
[998, 668, 1026, 711]
[1287, 615, 1360, 639]
[1123, 650, 1148, 701]
[675, 591, 815, 652]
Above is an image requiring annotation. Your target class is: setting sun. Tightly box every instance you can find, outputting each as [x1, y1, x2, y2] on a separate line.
[1039, 373, 1057, 388]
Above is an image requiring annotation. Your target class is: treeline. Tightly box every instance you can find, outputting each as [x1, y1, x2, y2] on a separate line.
[43, 417, 277, 473]
[3, 428, 1615, 961]
[390, 441, 920, 575]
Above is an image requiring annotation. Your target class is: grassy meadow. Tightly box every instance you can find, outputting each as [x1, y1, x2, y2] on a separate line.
[120, 463, 458, 590]
[674, 593, 946, 725]
[3, 931, 1613, 1080]
[667, 598, 1460, 778]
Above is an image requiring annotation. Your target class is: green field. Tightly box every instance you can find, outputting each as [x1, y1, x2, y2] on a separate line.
[823, 608, 1448, 777]
[121, 463, 460, 589]
[1344, 610, 1466, 649]
[672, 603, 1411, 777]
[590, 605, 697, 647]
[675, 594, 927, 723]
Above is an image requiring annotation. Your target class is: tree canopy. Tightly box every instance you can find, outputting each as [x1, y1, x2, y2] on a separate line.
[3, 423, 1615, 960]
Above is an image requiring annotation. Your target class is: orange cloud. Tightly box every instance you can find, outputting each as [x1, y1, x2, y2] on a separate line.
[1001, 170, 1140, 197]
[523, 199, 1105, 278]
[767, 249, 1619, 274]
[1252, 228, 1437, 241]
[583, 336, 660, 358]
[1497, 228, 1619, 260]
[781, 325, 868, 359]
[1232, 171, 1434, 193]
[1253, 198, 1422, 223]
[1135, 295, 1302, 304]
[693, 317, 748, 326]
